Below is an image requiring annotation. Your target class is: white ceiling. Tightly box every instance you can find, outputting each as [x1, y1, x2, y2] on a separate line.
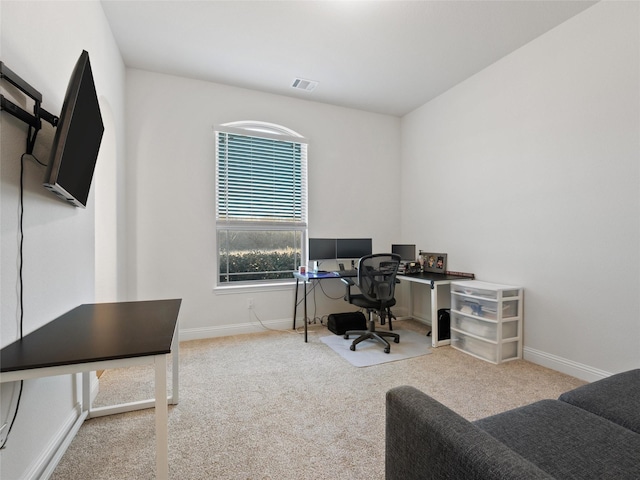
[101, 0, 597, 117]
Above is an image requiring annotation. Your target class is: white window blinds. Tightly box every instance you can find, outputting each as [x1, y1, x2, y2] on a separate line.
[216, 131, 307, 225]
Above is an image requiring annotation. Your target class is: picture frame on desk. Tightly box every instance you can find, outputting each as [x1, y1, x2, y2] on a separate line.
[423, 252, 447, 273]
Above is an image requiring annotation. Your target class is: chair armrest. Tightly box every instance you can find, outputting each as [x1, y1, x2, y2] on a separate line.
[341, 277, 355, 302]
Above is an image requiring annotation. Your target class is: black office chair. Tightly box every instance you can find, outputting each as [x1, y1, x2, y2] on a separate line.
[341, 253, 401, 354]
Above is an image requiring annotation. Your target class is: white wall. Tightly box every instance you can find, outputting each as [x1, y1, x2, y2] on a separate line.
[0, 1, 125, 478]
[401, 1, 639, 380]
[125, 70, 401, 338]
[95, 96, 128, 302]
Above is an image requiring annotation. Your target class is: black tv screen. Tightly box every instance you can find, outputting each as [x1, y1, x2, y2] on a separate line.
[44, 50, 104, 208]
[309, 238, 337, 260]
[336, 238, 372, 259]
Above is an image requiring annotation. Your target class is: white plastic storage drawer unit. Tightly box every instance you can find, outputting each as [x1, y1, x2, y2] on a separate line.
[450, 280, 523, 364]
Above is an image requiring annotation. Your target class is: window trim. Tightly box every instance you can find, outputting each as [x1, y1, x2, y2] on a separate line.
[214, 121, 308, 287]
[213, 280, 297, 294]
[216, 121, 304, 144]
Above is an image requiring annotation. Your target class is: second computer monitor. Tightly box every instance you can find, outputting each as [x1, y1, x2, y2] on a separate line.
[336, 238, 372, 259]
[392, 244, 416, 262]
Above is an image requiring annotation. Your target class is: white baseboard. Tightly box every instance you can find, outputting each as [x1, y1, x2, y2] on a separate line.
[25, 373, 101, 480]
[523, 346, 611, 382]
[23, 404, 86, 480]
[179, 318, 296, 341]
[180, 314, 430, 342]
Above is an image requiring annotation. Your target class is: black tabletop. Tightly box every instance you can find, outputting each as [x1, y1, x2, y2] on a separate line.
[398, 271, 472, 283]
[1, 299, 182, 373]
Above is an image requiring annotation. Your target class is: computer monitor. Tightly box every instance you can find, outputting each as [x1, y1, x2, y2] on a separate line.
[308, 238, 337, 260]
[392, 244, 416, 262]
[336, 238, 372, 259]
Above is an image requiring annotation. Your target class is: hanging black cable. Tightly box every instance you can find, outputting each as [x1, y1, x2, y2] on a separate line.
[19, 153, 25, 339]
[0, 153, 33, 450]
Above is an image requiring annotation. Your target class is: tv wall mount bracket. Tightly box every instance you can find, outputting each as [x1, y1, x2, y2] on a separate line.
[0, 61, 59, 155]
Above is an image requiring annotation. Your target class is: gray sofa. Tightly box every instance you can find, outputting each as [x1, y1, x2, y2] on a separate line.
[386, 369, 640, 479]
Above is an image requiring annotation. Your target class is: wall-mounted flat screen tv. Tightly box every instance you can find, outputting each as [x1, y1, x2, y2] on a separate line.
[44, 50, 104, 208]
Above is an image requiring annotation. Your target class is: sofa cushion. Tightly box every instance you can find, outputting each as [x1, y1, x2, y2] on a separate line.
[475, 399, 640, 480]
[558, 368, 640, 434]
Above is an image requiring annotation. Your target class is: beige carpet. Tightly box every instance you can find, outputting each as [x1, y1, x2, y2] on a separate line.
[51, 319, 585, 480]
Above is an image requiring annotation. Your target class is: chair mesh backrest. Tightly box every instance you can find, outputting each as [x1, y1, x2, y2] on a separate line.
[356, 254, 401, 304]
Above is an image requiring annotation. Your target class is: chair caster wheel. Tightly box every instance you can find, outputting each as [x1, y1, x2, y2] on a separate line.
[384, 347, 390, 354]
[394, 338, 400, 343]
[350, 344, 356, 351]
[344, 334, 349, 340]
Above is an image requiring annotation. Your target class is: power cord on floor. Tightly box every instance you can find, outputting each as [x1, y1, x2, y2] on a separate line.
[249, 308, 298, 335]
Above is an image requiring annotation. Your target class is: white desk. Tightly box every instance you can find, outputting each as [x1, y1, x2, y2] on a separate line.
[398, 272, 471, 347]
[0, 299, 181, 480]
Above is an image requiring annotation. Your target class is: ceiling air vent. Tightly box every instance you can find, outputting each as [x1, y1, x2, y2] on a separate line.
[291, 78, 318, 92]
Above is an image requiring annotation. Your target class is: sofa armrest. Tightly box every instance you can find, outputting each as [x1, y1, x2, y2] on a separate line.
[385, 386, 554, 480]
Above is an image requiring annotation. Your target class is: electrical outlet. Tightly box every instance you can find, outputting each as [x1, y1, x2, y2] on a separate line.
[247, 298, 254, 309]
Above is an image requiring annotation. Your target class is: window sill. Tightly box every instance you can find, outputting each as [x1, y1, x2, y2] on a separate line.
[213, 281, 296, 295]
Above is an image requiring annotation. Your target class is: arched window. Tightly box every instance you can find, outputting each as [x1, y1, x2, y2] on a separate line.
[215, 121, 308, 285]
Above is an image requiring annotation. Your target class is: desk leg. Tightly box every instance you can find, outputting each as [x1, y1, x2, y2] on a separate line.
[171, 327, 179, 405]
[430, 286, 438, 348]
[408, 282, 414, 319]
[155, 354, 169, 480]
[82, 371, 91, 414]
[304, 280, 308, 343]
[293, 278, 300, 330]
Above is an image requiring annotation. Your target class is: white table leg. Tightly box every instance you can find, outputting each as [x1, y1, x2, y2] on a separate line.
[82, 371, 91, 413]
[170, 325, 179, 405]
[430, 285, 439, 347]
[155, 354, 168, 480]
[408, 281, 414, 319]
